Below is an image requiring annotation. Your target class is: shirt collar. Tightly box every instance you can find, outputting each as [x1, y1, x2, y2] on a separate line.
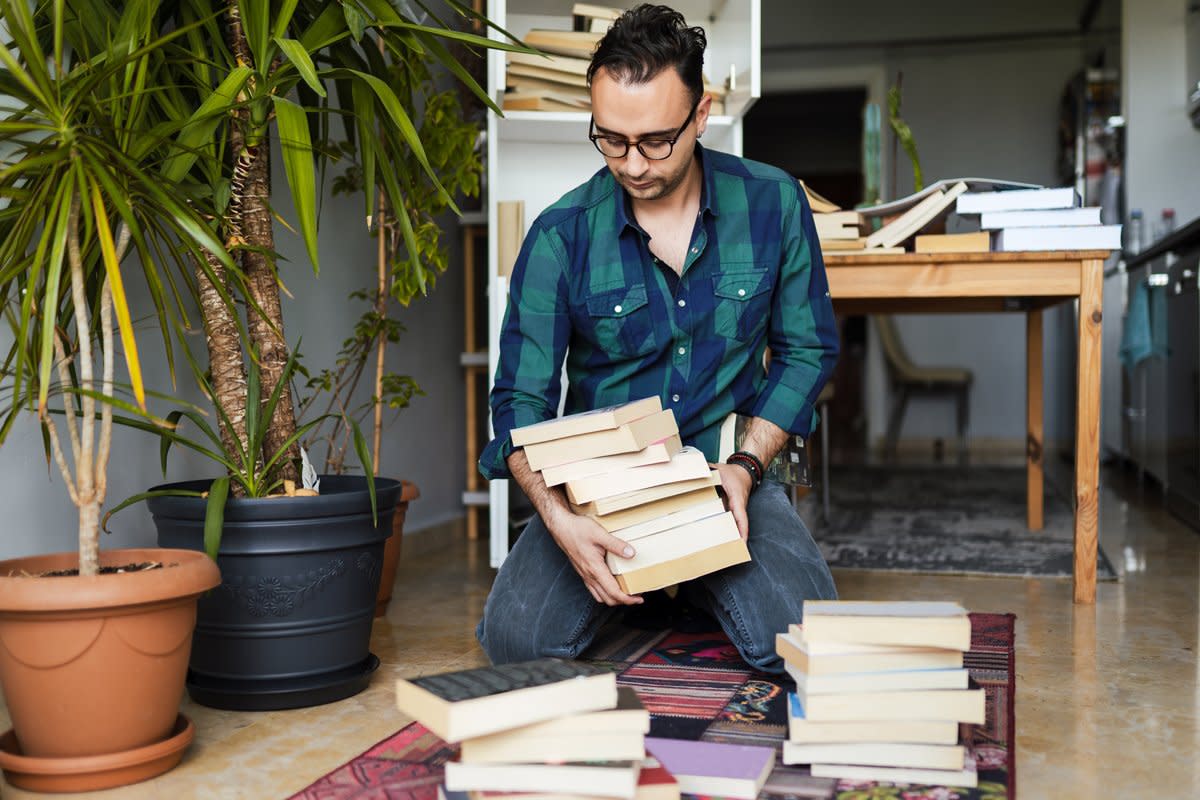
[613, 142, 720, 236]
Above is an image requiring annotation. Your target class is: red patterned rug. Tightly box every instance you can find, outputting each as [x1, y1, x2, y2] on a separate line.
[289, 613, 1015, 800]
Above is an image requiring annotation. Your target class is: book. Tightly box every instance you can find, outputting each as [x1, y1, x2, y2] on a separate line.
[524, 409, 679, 472]
[503, 92, 591, 112]
[608, 493, 727, 542]
[572, 3, 623, 32]
[978, 206, 1103, 229]
[444, 759, 640, 798]
[864, 182, 968, 249]
[566, 446, 710, 504]
[809, 754, 978, 789]
[572, 470, 720, 516]
[644, 738, 775, 800]
[459, 688, 649, 764]
[506, 62, 590, 89]
[818, 238, 869, 250]
[717, 412, 810, 487]
[955, 186, 1080, 214]
[787, 694, 960, 744]
[453, 758, 679, 800]
[543, 435, 682, 487]
[816, 210, 863, 227]
[607, 511, 739, 574]
[783, 741, 965, 771]
[799, 180, 841, 214]
[857, 177, 1040, 219]
[395, 658, 617, 742]
[586, 485, 722, 532]
[512, 397, 662, 447]
[524, 28, 604, 59]
[507, 72, 592, 97]
[497, 201, 524, 278]
[992, 224, 1121, 251]
[615, 537, 750, 594]
[784, 662, 969, 694]
[794, 686, 986, 724]
[914, 231, 991, 253]
[508, 51, 591, 77]
[776, 630, 964, 675]
[800, 601, 972, 651]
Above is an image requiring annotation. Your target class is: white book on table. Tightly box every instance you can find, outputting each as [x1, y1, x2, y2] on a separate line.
[956, 186, 1079, 214]
[979, 206, 1102, 229]
[993, 225, 1122, 252]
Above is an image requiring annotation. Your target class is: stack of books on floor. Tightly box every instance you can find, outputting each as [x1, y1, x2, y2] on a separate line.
[777, 601, 984, 788]
[504, 4, 728, 114]
[397, 657, 674, 800]
[512, 398, 750, 593]
[957, 186, 1121, 252]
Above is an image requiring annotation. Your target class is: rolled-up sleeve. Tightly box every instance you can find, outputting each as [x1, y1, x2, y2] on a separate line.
[479, 222, 571, 480]
[750, 182, 839, 436]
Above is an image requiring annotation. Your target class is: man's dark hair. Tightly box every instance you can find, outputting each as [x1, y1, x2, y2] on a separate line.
[587, 4, 707, 105]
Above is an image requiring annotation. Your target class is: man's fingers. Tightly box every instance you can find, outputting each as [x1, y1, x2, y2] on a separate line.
[592, 568, 643, 606]
[727, 493, 750, 541]
[599, 532, 636, 559]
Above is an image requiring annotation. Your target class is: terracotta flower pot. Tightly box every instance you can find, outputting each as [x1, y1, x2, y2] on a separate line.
[375, 480, 419, 617]
[0, 548, 220, 763]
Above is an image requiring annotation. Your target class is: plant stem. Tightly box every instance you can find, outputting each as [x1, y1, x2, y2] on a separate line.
[372, 186, 387, 476]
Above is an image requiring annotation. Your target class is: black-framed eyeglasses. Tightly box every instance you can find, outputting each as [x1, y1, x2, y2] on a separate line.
[588, 100, 699, 160]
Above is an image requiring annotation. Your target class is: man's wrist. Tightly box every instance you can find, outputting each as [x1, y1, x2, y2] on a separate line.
[726, 450, 764, 491]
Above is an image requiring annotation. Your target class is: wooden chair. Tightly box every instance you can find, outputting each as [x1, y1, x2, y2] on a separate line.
[873, 315, 972, 464]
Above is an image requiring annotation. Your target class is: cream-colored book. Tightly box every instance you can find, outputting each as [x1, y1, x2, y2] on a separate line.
[776, 630, 963, 675]
[610, 495, 727, 542]
[784, 661, 969, 694]
[607, 511, 738, 574]
[524, 409, 678, 472]
[566, 446, 710, 504]
[543, 435, 682, 487]
[586, 486, 722, 532]
[914, 231, 991, 253]
[616, 537, 750, 595]
[800, 601, 971, 651]
[523, 28, 603, 59]
[497, 201, 524, 278]
[783, 741, 965, 770]
[508, 50, 591, 77]
[572, 470, 720, 516]
[810, 757, 977, 789]
[512, 397, 662, 447]
[864, 182, 968, 249]
[503, 92, 591, 112]
[795, 686, 985, 724]
[788, 714, 960, 745]
[506, 62, 589, 88]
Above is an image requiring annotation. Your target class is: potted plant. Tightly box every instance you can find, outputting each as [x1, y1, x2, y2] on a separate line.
[0, 3, 226, 791]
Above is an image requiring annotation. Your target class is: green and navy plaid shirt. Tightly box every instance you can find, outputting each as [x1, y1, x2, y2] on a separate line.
[480, 144, 838, 480]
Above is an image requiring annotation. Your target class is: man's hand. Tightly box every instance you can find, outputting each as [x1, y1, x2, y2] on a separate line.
[714, 462, 752, 541]
[546, 509, 645, 607]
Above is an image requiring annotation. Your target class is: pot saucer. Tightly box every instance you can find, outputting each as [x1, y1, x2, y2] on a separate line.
[0, 713, 194, 793]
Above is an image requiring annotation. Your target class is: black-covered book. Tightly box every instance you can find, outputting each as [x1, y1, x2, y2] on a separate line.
[395, 658, 618, 742]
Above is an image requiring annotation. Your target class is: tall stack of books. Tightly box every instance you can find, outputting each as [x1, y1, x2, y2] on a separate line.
[777, 601, 985, 788]
[512, 398, 750, 594]
[398, 657, 678, 800]
[957, 186, 1121, 251]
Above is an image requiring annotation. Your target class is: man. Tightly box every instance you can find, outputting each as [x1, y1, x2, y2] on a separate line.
[476, 4, 838, 673]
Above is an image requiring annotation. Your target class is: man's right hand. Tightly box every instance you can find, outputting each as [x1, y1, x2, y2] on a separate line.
[547, 509, 645, 607]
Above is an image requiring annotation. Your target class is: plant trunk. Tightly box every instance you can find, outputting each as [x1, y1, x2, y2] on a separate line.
[372, 187, 387, 475]
[195, 250, 249, 477]
[226, 2, 299, 483]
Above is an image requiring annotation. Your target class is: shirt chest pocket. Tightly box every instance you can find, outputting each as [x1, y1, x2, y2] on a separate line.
[585, 284, 658, 358]
[712, 269, 773, 341]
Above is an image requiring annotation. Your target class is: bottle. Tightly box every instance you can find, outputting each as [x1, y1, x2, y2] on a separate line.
[1155, 208, 1176, 243]
[1126, 209, 1144, 255]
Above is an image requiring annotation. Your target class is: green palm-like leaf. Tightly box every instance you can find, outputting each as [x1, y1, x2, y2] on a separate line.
[272, 95, 320, 271]
[203, 476, 230, 560]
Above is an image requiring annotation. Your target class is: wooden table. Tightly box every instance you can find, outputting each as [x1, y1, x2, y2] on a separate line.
[823, 250, 1110, 604]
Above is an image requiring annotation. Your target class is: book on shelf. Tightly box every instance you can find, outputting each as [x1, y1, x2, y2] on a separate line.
[864, 181, 968, 249]
[571, 469, 720, 516]
[587, 485, 722, 532]
[809, 753, 978, 789]
[507, 61, 590, 89]
[606, 510, 738, 574]
[497, 200, 524, 279]
[573, 3, 624, 32]
[784, 661, 970, 694]
[566, 445, 710, 504]
[511, 397, 662, 447]
[800, 600, 972, 651]
[503, 92, 592, 113]
[857, 177, 1040, 219]
[524, 409, 679, 472]
[787, 694, 961, 745]
[523, 28, 604, 59]
[644, 737, 775, 800]
[955, 186, 1080, 215]
[914, 231, 991, 253]
[979, 206, 1103, 229]
[783, 740, 966, 771]
[394, 658, 617, 742]
[508, 50, 591, 77]
[443, 759, 641, 798]
[507, 73, 593, 99]
[993, 224, 1121, 252]
[542, 435, 682, 487]
[793, 685, 986, 724]
[608, 492, 727, 542]
[717, 412, 810, 487]
[776, 629, 964, 675]
[615, 537, 750, 595]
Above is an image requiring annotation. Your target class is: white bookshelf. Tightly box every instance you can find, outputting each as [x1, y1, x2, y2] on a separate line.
[485, 0, 761, 568]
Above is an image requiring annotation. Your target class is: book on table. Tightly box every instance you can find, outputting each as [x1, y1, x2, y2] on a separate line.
[523, 409, 679, 472]
[914, 231, 991, 253]
[979, 206, 1103, 228]
[541, 435, 682, 487]
[786, 694, 961, 744]
[565, 446, 711, 504]
[857, 177, 1040, 219]
[643, 738, 775, 800]
[799, 600, 972, 651]
[394, 658, 617, 742]
[776, 628, 965, 674]
[992, 224, 1122, 251]
[955, 185, 1080, 214]
[864, 181, 969, 249]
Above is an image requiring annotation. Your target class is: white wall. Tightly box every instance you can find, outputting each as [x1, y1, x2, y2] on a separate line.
[761, 0, 1119, 450]
[1123, 0, 1200, 225]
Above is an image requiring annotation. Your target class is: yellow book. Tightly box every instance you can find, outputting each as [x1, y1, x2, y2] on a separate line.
[914, 231, 991, 253]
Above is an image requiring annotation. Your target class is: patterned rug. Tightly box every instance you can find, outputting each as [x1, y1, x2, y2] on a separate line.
[799, 465, 1118, 580]
[289, 613, 1016, 800]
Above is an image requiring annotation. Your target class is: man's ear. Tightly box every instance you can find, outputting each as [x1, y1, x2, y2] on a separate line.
[696, 92, 714, 135]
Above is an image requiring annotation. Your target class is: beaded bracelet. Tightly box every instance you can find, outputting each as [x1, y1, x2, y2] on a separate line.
[726, 451, 763, 490]
[732, 449, 766, 479]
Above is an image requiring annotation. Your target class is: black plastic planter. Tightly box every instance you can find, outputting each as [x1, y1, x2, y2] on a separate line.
[148, 476, 401, 711]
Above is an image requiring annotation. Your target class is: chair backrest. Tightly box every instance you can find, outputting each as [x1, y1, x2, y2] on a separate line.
[873, 315, 918, 379]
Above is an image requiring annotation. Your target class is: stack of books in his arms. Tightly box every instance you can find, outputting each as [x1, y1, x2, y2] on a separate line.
[956, 186, 1121, 252]
[397, 657, 676, 800]
[776, 601, 984, 788]
[505, 4, 728, 114]
[512, 397, 750, 594]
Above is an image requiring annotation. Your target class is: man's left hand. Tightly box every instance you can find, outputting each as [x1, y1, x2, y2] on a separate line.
[713, 462, 752, 541]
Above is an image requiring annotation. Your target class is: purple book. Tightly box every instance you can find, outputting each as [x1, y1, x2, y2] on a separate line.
[644, 737, 775, 800]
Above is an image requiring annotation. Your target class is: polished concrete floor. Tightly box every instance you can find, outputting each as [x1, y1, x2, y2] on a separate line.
[1, 463, 1197, 798]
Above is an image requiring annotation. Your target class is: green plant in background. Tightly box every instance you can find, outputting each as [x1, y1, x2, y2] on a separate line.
[888, 72, 923, 193]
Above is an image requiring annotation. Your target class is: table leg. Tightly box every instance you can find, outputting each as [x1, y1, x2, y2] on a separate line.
[1074, 259, 1104, 604]
[1027, 310, 1044, 531]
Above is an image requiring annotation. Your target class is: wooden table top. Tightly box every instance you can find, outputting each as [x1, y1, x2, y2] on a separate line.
[824, 250, 1114, 266]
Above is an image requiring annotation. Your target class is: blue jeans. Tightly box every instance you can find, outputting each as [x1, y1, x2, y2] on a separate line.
[476, 481, 837, 673]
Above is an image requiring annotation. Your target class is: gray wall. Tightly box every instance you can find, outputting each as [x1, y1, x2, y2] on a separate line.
[761, 0, 1119, 450]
